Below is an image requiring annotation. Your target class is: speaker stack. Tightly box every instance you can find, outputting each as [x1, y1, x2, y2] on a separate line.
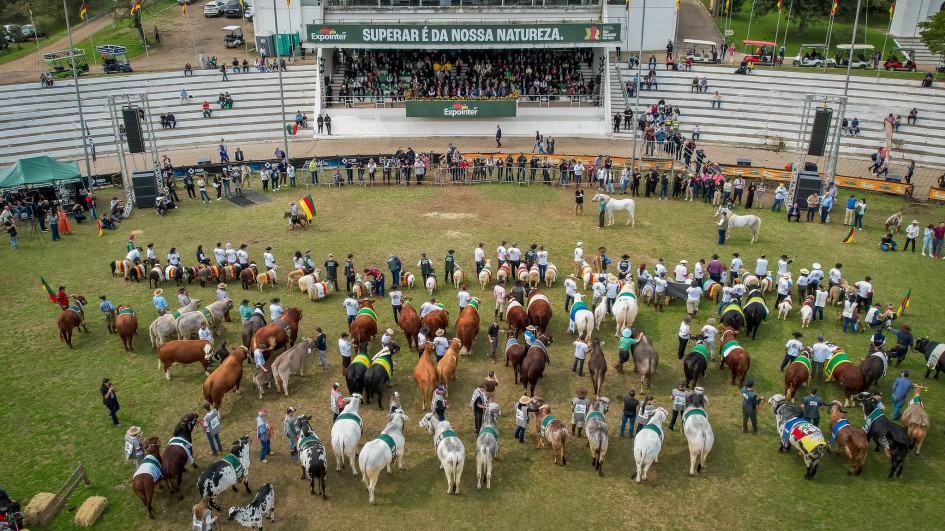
[807, 108, 833, 157]
[122, 107, 145, 154]
[793, 170, 823, 204]
[131, 170, 160, 208]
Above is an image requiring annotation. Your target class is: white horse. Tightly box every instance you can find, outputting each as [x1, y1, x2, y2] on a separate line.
[358, 409, 408, 505]
[420, 412, 465, 494]
[632, 407, 668, 483]
[476, 404, 500, 490]
[716, 206, 761, 243]
[330, 394, 363, 475]
[591, 193, 636, 227]
[611, 283, 639, 337]
[569, 293, 595, 340]
[682, 393, 714, 477]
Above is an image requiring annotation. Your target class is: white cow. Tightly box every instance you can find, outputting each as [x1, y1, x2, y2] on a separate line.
[330, 394, 363, 475]
[681, 392, 714, 477]
[544, 263, 558, 287]
[359, 409, 408, 505]
[569, 293, 595, 340]
[611, 283, 639, 337]
[420, 412, 465, 495]
[426, 273, 438, 296]
[476, 404, 500, 491]
[632, 407, 668, 483]
[593, 297, 608, 331]
[227, 483, 275, 528]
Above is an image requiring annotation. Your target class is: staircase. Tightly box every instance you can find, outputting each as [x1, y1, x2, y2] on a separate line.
[891, 36, 942, 67]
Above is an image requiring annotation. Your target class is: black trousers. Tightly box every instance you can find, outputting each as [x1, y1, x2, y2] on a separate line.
[678, 336, 689, 359]
[572, 357, 585, 375]
[742, 409, 757, 433]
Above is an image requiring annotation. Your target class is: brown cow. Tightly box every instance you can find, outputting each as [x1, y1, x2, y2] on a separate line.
[115, 304, 138, 352]
[202, 346, 248, 411]
[436, 338, 461, 386]
[413, 343, 437, 411]
[349, 300, 378, 351]
[521, 333, 553, 396]
[718, 326, 751, 387]
[784, 349, 812, 401]
[504, 331, 526, 384]
[250, 307, 302, 356]
[505, 299, 528, 338]
[399, 300, 421, 349]
[530, 397, 568, 465]
[158, 340, 215, 380]
[455, 298, 481, 356]
[526, 289, 552, 334]
[58, 295, 89, 348]
[240, 263, 260, 290]
[271, 337, 315, 396]
[829, 401, 868, 475]
[588, 338, 607, 396]
[421, 309, 450, 338]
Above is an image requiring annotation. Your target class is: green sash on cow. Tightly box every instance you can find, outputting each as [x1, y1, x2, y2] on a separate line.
[745, 296, 769, 321]
[721, 340, 741, 359]
[222, 454, 244, 480]
[350, 353, 371, 369]
[336, 413, 363, 429]
[640, 423, 664, 441]
[467, 299, 479, 312]
[684, 408, 707, 421]
[371, 353, 393, 382]
[585, 411, 605, 424]
[616, 290, 636, 301]
[791, 356, 812, 372]
[356, 307, 377, 322]
[377, 433, 398, 458]
[824, 351, 851, 380]
[540, 415, 557, 438]
[199, 307, 215, 328]
[721, 302, 744, 318]
[691, 344, 710, 363]
[171, 310, 182, 320]
[435, 429, 458, 447]
[299, 435, 320, 447]
[118, 307, 136, 317]
[434, 303, 446, 311]
[863, 408, 885, 433]
[910, 396, 923, 406]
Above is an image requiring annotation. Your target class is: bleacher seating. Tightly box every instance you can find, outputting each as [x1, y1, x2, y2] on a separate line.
[0, 65, 317, 166]
[610, 64, 945, 167]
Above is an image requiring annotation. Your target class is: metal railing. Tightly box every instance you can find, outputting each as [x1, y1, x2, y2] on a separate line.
[323, 93, 603, 108]
[325, 0, 602, 8]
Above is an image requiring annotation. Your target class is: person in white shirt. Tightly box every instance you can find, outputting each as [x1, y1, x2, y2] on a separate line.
[269, 298, 284, 321]
[126, 247, 140, 263]
[573, 242, 584, 277]
[198, 322, 214, 344]
[178, 288, 191, 307]
[810, 336, 831, 382]
[780, 331, 804, 371]
[536, 245, 549, 282]
[417, 327, 429, 355]
[507, 243, 521, 269]
[605, 277, 620, 312]
[286, 163, 296, 186]
[808, 263, 824, 288]
[474, 243, 486, 275]
[493, 281, 507, 318]
[674, 260, 689, 282]
[213, 243, 226, 266]
[718, 286, 733, 314]
[236, 244, 249, 266]
[338, 333, 352, 371]
[729, 252, 743, 285]
[263, 247, 276, 270]
[654, 258, 667, 278]
[167, 248, 181, 266]
[904, 219, 920, 253]
[457, 286, 470, 310]
[145, 244, 156, 265]
[564, 275, 577, 312]
[497, 241, 508, 265]
[432, 329, 449, 360]
[827, 263, 843, 288]
[685, 281, 703, 317]
[572, 335, 589, 376]
[730, 282, 747, 301]
[841, 296, 859, 333]
[591, 277, 606, 308]
[755, 254, 768, 276]
[225, 243, 237, 265]
[813, 285, 828, 321]
[389, 288, 403, 324]
[701, 318, 718, 360]
[381, 328, 393, 347]
[777, 254, 794, 277]
[854, 276, 872, 307]
[776, 273, 792, 306]
[677, 316, 692, 359]
[419, 298, 438, 319]
[654, 274, 668, 312]
[343, 294, 359, 324]
[694, 259, 705, 282]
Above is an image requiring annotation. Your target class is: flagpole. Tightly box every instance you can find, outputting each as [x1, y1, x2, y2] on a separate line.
[879, 4, 893, 76]
[773, 7, 783, 54]
[240, 0, 249, 55]
[184, 4, 198, 62]
[28, 6, 41, 54]
[273, 0, 290, 159]
[745, 0, 756, 41]
[782, 0, 794, 56]
[63, 0, 94, 190]
[87, 11, 97, 65]
[629, 0, 647, 174]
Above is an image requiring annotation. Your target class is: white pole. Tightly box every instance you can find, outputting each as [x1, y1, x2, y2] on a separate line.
[782, 0, 794, 54]
[630, 0, 647, 173]
[62, 0, 93, 189]
[273, 0, 290, 158]
[828, 0, 862, 184]
[745, 0, 755, 41]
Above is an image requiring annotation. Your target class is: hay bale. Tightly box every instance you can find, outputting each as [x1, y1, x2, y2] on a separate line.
[22, 492, 55, 526]
[74, 496, 108, 528]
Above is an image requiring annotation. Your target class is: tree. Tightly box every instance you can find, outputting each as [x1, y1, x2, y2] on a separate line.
[919, 10, 945, 57]
[751, 0, 829, 35]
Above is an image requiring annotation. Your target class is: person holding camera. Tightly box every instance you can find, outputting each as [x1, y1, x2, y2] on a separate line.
[101, 378, 120, 426]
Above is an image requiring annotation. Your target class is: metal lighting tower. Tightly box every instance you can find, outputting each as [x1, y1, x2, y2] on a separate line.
[825, 0, 862, 184]
[630, 0, 647, 173]
[63, 0, 94, 189]
[272, 0, 290, 159]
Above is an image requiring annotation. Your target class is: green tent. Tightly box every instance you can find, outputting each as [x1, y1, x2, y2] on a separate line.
[0, 156, 82, 190]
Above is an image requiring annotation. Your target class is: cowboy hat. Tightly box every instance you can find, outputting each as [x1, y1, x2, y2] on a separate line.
[435, 329, 445, 336]
[800, 268, 810, 274]
[912, 219, 919, 224]
[680, 259, 688, 264]
[386, 328, 394, 335]
[127, 426, 142, 437]
[707, 317, 717, 326]
[519, 395, 531, 405]
[569, 274, 576, 279]
[781, 273, 792, 278]
[526, 325, 537, 332]
[622, 328, 632, 338]
[218, 283, 227, 289]
[812, 263, 821, 269]
[576, 241, 583, 247]
[154, 289, 164, 296]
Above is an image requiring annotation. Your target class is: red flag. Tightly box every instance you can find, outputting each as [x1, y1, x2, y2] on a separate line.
[131, 0, 142, 16]
[831, 0, 838, 16]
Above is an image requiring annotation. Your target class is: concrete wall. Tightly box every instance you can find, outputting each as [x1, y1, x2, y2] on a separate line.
[890, 0, 944, 38]
[607, 1, 678, 52]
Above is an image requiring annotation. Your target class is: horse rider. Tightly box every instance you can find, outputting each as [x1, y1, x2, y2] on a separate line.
[99, 295, 116, 333]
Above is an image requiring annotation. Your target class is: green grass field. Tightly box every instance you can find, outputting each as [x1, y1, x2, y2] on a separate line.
[2, 183, 943, 530]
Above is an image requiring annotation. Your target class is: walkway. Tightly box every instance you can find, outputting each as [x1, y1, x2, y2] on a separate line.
[0, 14, 114, 83]
[676, 0, 723, 45]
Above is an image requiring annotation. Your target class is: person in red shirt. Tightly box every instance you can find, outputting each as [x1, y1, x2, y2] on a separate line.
[933, 222, 945, 257]
[56, 286, 69, 310]
[363, 267, 386, 297]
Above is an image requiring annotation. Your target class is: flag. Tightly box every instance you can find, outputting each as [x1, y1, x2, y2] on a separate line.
[298, 195, 316, 220]
[676, 0, 680, 9]
[841, 225, 855, 244]
[896, 289, 912, 316]
[625, 0, 629, 11]
[131, 0, 142, 16]
[97, 219, 103, 236]
[286, 0, 291, 6]
[41, 277, 57, 303]
[725, 0, 730, 14]
[889, 2, 895, 18]
[80, 3, 87, 19]
[778, 0, 783, 10]
[831, 0, 838, 16]
[181, 2, 186, 14]
[27, 1, 33, 15]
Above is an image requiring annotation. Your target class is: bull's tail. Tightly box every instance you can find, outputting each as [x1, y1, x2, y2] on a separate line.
[450, 454, 461, 491]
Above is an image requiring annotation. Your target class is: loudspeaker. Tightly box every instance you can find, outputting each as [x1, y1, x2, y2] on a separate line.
[122, 107, 145, 154]
[886, 174, 902, 183]
[807, 108, 833, 157]
[737, 158, 751, 167]
[793, 170, 823, 204]
[132, 169, 159, 208]
[804, 162, 818, 172]
[196, 157, 211, 165]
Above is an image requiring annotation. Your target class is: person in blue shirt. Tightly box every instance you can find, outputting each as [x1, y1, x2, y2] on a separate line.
[844, 195, 857, 225]
[891, 370, 912, 420]
[152, 288, 168, 316]
[523, 325, 537, 347]
[99, 295, 116, 333]
[819, 193, 834, 224]
[887, 325, 914, 364]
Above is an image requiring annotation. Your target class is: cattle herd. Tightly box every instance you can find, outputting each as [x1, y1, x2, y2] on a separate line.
[45, 243, 944, 525]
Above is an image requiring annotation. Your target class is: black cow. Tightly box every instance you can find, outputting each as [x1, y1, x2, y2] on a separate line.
[855, 392, 913, 479]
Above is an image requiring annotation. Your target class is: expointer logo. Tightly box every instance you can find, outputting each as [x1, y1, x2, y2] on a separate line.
[443, 102, 478, 117]
[311, 27, 347, 41]
[584, 26, 600, 41]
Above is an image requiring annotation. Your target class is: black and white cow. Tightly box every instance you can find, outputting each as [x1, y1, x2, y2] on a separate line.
[855, 391, 913, 479]
[295, 415, 328, 499]
[197, 435, 252, 510]
[228, 483, 275, 529]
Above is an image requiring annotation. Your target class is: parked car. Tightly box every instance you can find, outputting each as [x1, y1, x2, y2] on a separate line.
[223, 0, 243, 18]
[21, 24, 45, 39]
[244, 5, 254, 20]
[204, 1, 225, 17]
[884, 58, 917, 72]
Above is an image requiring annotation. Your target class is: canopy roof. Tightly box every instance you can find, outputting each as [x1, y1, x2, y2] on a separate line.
[0, 156, 82, 190]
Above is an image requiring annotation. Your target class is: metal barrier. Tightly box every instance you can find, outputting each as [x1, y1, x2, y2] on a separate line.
[329, 94, 601, 109]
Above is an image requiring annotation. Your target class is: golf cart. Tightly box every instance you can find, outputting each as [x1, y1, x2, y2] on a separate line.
[792, 44, 834, 67]
[884, 48, 917, 72]
[742, 40, 781, 66]
[682, 39, 719, 64]
[834, 43, 875, 69]
[223, 26, 244, 49]
[96, 44, 133, 73]
[43, 48, 89, 78]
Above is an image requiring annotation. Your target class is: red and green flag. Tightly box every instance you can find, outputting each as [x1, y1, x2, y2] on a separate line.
[831, 0, 838, 16]
[889, 2, 895, 18]
[298, 194, 316, 220]
[841, 225, 855, 244]
[896, 289, 911, 316]
[41, 277, 57, 303]
[97, 219, 103, 236]
[131, 0, 142, 16]
[80, 3, 88, 19]
[27, 1, 33, 16]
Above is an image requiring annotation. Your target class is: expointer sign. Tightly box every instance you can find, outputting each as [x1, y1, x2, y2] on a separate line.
[306, 23, 621, 46]
[406, 100, 518, 119]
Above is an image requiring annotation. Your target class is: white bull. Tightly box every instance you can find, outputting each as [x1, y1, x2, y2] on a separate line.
[330, 394, 363, 475]
[420, 413, 465, 495]
[359, 409, 408, 505]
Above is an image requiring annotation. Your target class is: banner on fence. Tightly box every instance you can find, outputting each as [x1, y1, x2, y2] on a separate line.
[306, 23, 621, 46]
[406, 100, 518, 119]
